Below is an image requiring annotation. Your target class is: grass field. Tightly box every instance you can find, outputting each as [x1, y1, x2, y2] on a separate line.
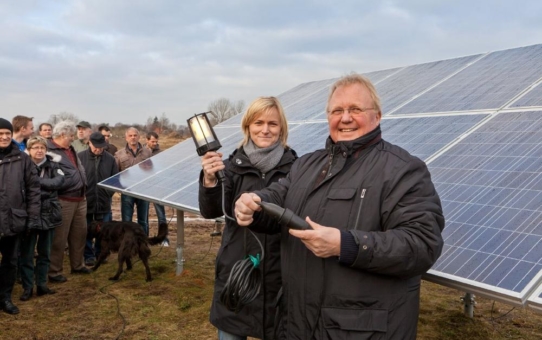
[2, 215, 542, 339]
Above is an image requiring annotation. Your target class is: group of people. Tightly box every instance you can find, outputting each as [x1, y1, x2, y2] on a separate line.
[0, 116, 167, 315]
[199, 73, 445, 339]
[1, 73, 444, 338]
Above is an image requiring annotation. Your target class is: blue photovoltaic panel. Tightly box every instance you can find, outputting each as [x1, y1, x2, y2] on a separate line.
[362, 67, 403, 84]
[100, 127, 240, 201]
[379, 55, 481, 115]
[381, 114, 488, 160]
[279, 78, 337, 108]
[510, 83, 542, 108]
[396, 44, 542, 114]
[427, 111, 542, 302]
[282, 85, 332, 121]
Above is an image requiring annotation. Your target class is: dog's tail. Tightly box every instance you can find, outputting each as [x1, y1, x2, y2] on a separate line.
[148, 222, 169, 245]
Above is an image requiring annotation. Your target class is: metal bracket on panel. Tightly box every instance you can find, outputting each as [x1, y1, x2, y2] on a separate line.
[460, 292, 476, 318]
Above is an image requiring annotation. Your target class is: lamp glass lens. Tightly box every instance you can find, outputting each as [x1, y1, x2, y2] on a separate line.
[189, 116, 216, 146]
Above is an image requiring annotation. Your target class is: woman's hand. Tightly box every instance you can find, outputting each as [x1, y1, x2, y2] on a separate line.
[201, 151, 225, 187]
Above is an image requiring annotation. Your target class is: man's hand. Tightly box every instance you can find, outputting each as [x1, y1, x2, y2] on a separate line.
[234, 193, 262, 226]
[289, 217, 341, 258]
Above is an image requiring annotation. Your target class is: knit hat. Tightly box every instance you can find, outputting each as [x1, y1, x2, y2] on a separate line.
[0, 118, 13, 133]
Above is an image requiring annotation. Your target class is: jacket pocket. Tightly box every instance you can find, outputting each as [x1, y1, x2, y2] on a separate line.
[324, 188, 357, 229]
[9, 208, 28, 234]
[321, 307, 387, 340]
[43, 199, 63, 227]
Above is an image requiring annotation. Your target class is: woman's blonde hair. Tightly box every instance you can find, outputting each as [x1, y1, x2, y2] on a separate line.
[26, 136, 48, 150]
[240, 96, 288, 147]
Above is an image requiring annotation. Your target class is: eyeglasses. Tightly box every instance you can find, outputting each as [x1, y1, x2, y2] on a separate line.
[328, 107, 375, 116]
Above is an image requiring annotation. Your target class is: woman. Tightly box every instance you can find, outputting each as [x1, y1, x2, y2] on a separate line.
[19, 136, 64, 301]
[199, 97, 296, 340]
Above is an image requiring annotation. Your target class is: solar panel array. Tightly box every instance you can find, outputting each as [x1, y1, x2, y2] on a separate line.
[100, 44, 542, 309]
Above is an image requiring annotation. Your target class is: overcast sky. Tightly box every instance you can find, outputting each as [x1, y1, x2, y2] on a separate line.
[1, 1, 541, 127]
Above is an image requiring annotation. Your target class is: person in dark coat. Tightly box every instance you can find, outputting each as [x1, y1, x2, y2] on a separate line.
[19, 136, 65, 301]
[0, 118, 41, 314]
[199, 97, 297, 340]
[235, 74, 445, 340]
[79, 132, 119, 266]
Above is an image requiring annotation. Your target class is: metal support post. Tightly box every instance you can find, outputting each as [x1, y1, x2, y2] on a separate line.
[175, 209, 185, 275]
[461, 292, 475, 318]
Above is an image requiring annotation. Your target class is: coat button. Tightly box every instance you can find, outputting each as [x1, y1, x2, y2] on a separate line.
[363, 235, 368, 239]
[362, 245, 368, 250]
[343, 152, 346, 157]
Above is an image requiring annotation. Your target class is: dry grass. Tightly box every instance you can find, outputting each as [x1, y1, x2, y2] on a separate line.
[4, 216, 542, 339]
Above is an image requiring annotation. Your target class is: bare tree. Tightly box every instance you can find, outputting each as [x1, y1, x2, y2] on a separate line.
[158, 113, 170, 131]
[207, 98, 245, 125]
[233, 100, 245, 116]
[48, 112, 79, 125]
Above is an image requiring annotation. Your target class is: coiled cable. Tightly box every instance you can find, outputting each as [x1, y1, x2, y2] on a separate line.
[219, 180, 265, 312]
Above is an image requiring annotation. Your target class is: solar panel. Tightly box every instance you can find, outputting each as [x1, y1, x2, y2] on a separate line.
[99, 43, 542, 309]
[426, 110, 542, 304]
[395, 45, 542, 114]
[379, 55, 482, 115]
[526, 276, 542, 312]
[510, 82, 542, 108]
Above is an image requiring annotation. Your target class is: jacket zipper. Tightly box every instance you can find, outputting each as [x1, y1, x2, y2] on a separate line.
[353, 188, 366, 229]
[327, 148, 335, 177]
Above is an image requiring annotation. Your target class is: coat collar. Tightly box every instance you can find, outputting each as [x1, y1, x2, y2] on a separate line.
[325, 125, 382, 157]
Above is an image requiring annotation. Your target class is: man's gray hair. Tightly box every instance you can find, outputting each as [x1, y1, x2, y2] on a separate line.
[125, 126, 139, 136]
[327, 73, 382, 118]
[52, 121, 76, 139]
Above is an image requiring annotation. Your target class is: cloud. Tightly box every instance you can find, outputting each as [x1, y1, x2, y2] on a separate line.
[0, 1, 541, 126]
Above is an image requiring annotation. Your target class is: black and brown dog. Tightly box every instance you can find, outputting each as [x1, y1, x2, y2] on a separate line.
[89, 221, 168, 282]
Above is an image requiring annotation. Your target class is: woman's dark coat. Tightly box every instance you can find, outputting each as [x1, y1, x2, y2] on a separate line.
[78, 149, 119, 215]
[34, 153, 65, 230]
[0, 142, 41, 237]
[199, 147, 297, 339]
[251, 128, 445, 340]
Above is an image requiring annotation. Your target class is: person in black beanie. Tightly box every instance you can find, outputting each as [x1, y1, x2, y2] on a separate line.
[0, 117, 41, 314]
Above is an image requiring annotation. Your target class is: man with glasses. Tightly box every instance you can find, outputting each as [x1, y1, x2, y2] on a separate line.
[98, 125, 118, 156]
[0, 118, 40, 314]
[235, 74, 444, 339]
[48, 121, 90, 283]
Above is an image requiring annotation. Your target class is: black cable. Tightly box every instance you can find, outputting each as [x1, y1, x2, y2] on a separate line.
[220, 228, 265, 312]
[218, 180, 266, 312]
